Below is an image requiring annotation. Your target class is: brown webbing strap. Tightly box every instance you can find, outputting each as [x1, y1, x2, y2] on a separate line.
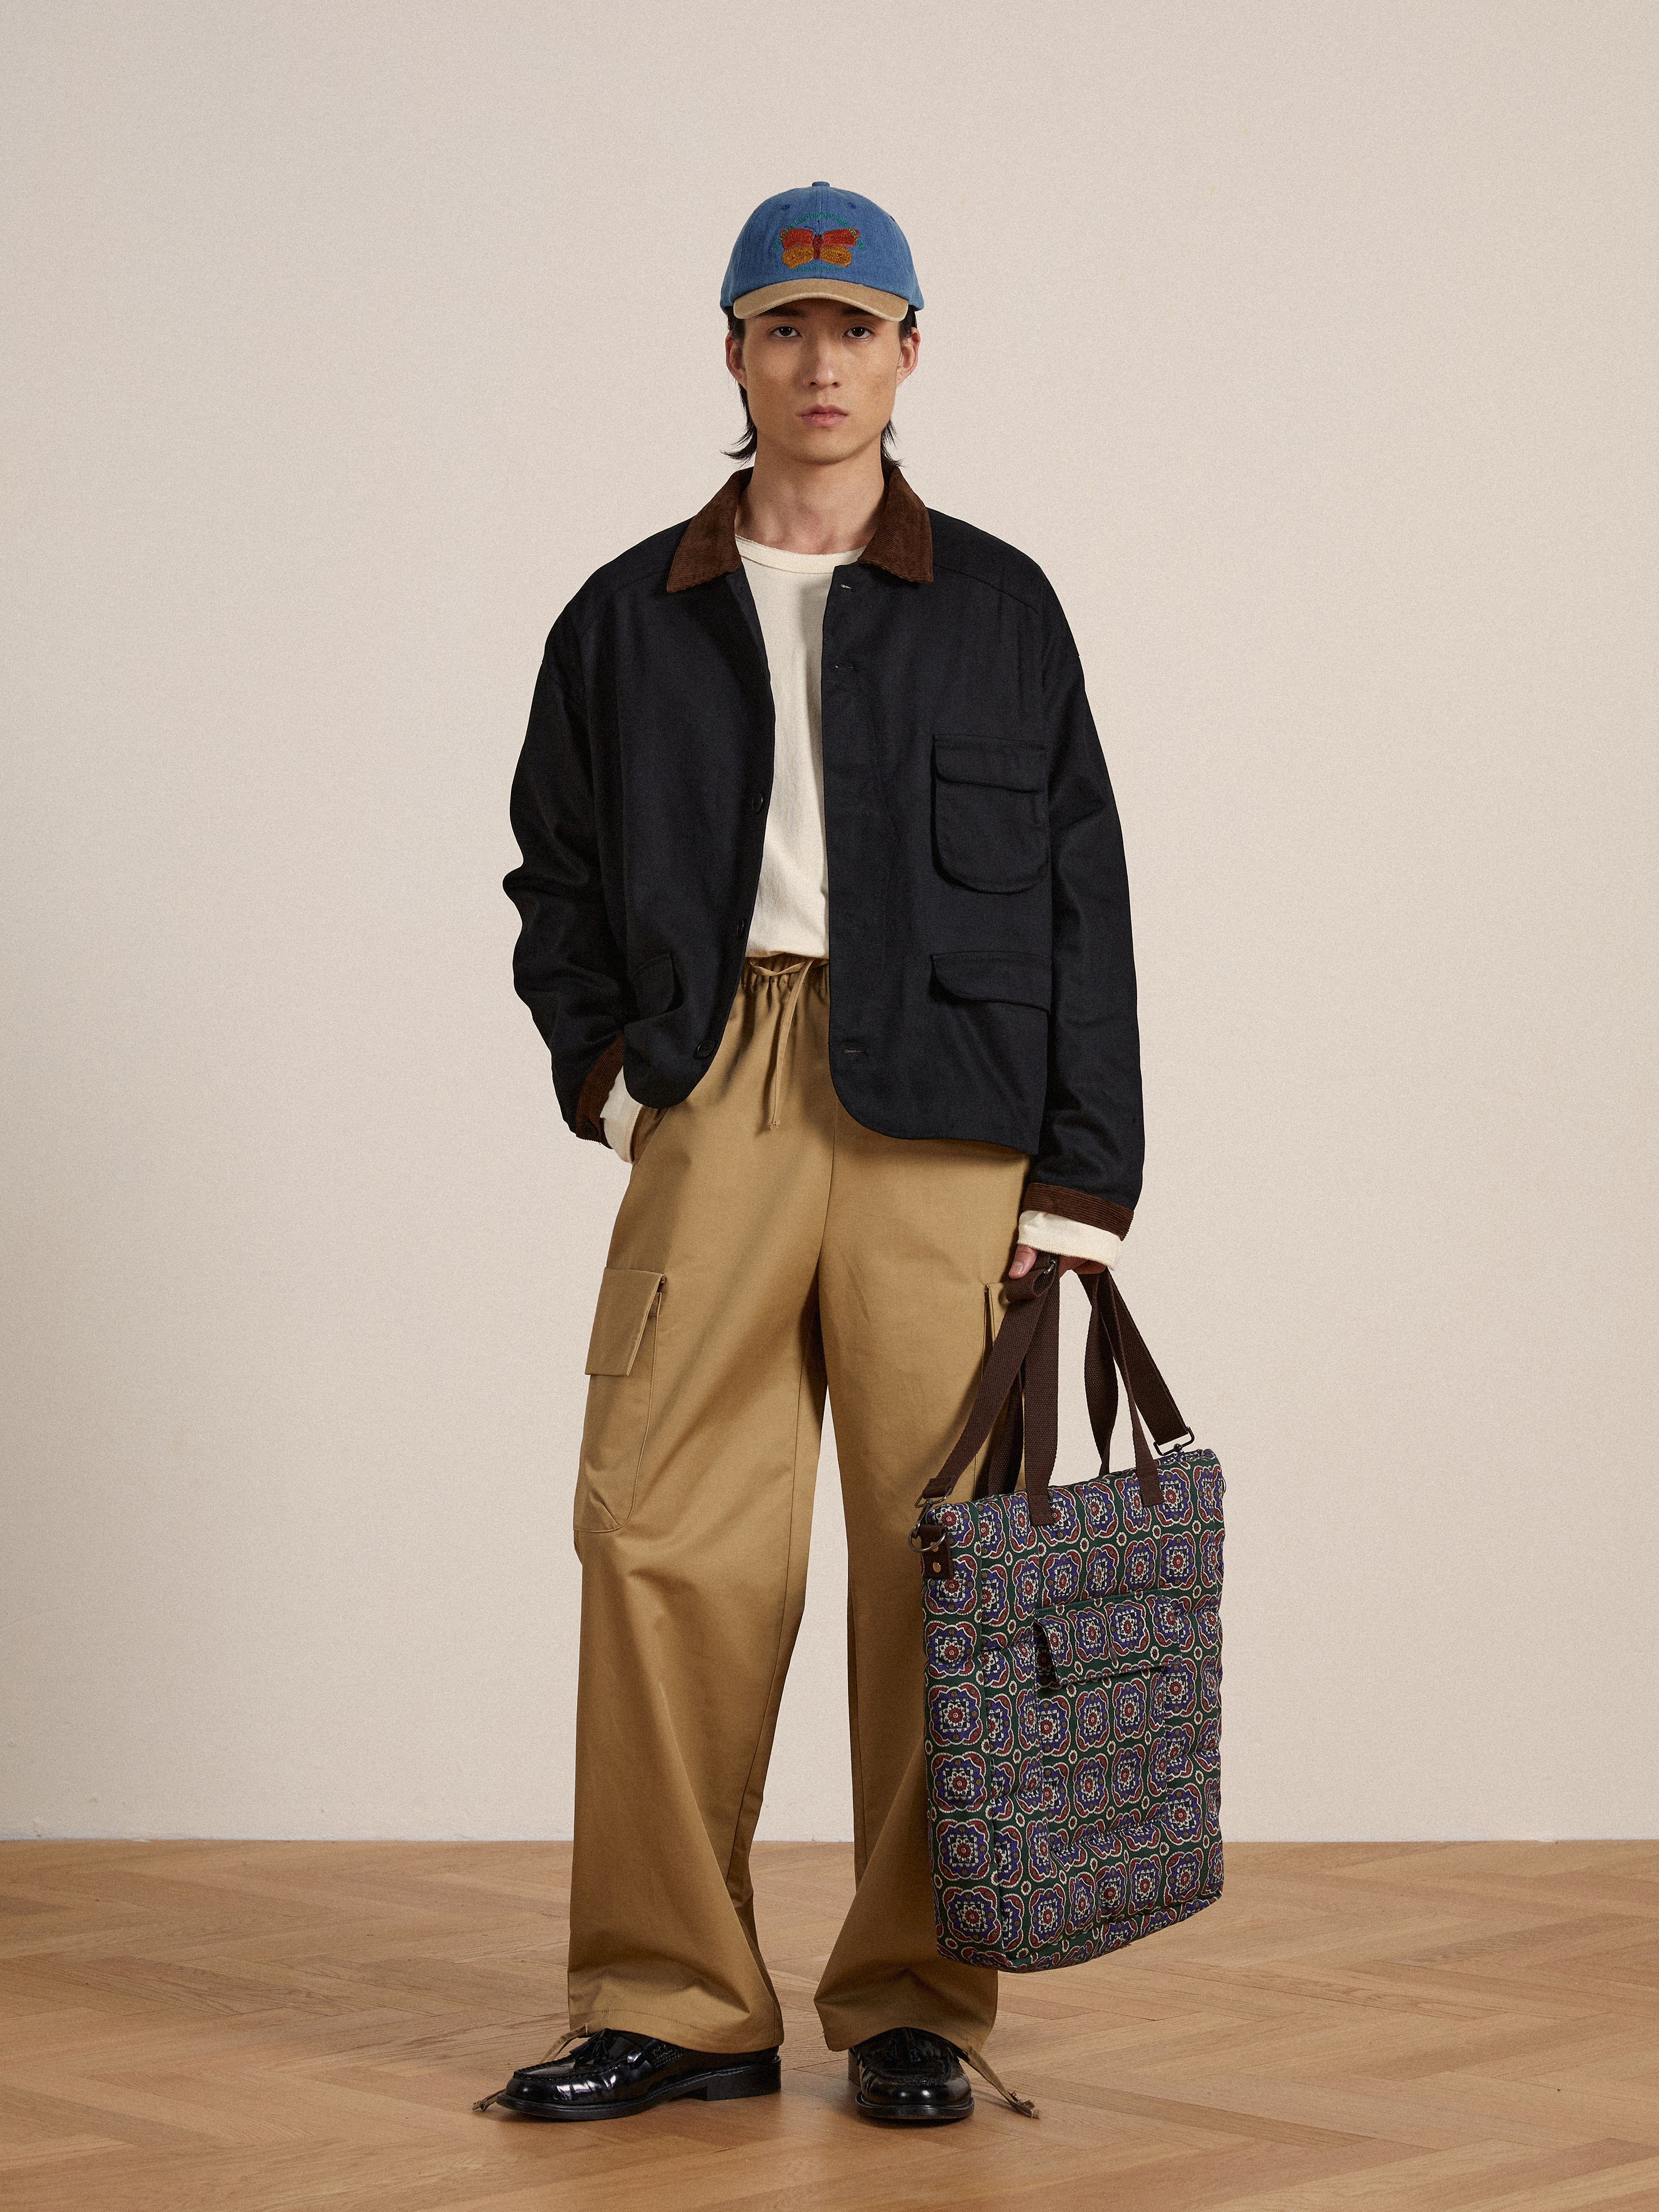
[916, 1255, 1062, 1527]
[1088, 1269, 1161, 1511]
[1016, 1267, 1062, 1521]
[920, 1260, 1194, 1528]
[1082, 1274, 1190, 1461]
[916, 1254, 1059, 1512]
[978, 1367, 1023, 1498]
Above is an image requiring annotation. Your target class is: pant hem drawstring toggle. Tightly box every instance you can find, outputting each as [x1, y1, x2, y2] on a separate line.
[960, 2043, 1040, 2118]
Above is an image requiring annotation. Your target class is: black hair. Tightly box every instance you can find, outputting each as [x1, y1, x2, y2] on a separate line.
[723, 302, 918, 461]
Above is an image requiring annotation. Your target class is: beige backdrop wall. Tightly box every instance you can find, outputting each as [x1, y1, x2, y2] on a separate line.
[3, 1, 1654, 1843]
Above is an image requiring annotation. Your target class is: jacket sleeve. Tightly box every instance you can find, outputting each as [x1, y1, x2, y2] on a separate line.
[1021, 593, 1145, 1240]
[502, 622, 627, 1143]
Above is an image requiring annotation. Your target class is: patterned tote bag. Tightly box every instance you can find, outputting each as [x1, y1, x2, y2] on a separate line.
[912, 1254, 1224, 1972]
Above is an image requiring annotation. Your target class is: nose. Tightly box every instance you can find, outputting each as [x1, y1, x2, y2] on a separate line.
[804, 336, 840, 387]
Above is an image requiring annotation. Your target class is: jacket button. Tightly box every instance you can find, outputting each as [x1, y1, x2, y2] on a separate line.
[694, 1041, 716, 1058]
[748, 792, 767, 813]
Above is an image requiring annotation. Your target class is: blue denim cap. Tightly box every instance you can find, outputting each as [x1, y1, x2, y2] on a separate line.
[721, 181, 923, 323]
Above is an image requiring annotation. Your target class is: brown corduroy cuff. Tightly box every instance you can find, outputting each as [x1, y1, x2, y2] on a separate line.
[1019, 1181, 1134, 1242]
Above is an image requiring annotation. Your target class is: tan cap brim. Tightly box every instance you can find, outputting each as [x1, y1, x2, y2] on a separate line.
[731, 278, 911, 321]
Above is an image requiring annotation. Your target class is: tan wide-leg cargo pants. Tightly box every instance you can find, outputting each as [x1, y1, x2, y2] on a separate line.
[566, 951, 1030, 2055]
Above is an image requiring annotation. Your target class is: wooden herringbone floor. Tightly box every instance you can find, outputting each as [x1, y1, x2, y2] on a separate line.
[1, 1842, 1655, 2209]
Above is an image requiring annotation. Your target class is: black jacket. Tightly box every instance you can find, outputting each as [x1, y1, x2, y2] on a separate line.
[503, 464, 1143, 1242]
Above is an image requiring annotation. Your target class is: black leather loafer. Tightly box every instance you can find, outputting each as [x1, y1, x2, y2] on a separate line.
[475, 2027, 780, 2120]
[847, 2026, 974, 2124]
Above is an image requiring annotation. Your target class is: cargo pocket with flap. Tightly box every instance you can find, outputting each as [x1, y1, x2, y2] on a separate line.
[932, 736, 1049, 892]
[573, 1267, 664, 1533]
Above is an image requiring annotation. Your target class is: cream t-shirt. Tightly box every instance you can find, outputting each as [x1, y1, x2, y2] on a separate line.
[733, 534, 857, 955]
[598, 536, 1119, 1268]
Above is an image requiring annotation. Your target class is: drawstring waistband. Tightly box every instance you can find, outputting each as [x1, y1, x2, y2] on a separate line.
[767, 961, 811, 1130]
[749, 952, 825, 1130]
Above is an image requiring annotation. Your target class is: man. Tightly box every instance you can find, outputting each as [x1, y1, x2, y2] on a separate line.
[482, 183, 1142, 2128]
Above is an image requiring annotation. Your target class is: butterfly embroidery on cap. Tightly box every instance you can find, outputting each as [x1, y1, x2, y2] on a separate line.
[778, 224, 861, 270]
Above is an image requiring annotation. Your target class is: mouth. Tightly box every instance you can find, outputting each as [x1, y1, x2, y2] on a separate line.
[798, 406, 849, 427]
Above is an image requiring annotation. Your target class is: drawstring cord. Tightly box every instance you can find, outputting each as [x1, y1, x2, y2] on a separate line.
[472, 2027, 588, 2113]
[959, 2043, 1040, 2119]
[760, 955, 820, 1129]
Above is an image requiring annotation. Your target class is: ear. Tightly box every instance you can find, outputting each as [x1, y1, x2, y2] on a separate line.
[895, 324, 921, 386]
[725, 328, 747, 392]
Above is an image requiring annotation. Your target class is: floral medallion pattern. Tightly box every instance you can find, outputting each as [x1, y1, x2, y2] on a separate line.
[923, 1448, 1225, 1972]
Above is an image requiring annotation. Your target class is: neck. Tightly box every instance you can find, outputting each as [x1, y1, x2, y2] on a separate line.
[737, 441, 887, 555]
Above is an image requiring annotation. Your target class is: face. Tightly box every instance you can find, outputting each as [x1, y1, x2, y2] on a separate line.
[726, 296, 919, 467]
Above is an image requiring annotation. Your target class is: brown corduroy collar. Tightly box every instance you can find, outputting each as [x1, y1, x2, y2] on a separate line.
[665, 464, 933, 593]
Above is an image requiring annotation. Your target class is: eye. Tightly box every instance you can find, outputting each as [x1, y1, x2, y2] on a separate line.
[766, 323, 800, 338]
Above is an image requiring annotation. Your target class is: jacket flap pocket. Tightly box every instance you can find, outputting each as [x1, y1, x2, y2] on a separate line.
[931, 950, 1052, 1012]
[933, 736, 1046, 791]
[584, 1268, 664, 1376]
[630, 952, 678, 1021]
